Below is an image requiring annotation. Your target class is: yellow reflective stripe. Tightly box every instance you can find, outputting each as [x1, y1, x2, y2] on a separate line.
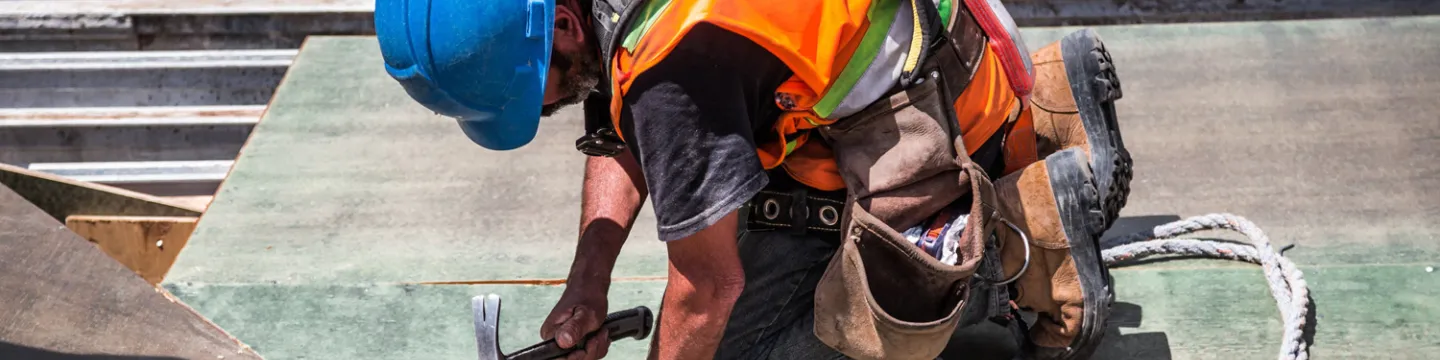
[902, 0, 924, 73]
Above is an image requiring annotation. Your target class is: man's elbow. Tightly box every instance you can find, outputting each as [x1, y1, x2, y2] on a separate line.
[713, 274, 746, 304]
[677, 273, 745, 310]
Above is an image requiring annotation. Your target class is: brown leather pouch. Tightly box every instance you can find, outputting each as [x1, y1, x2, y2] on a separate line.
[810, 7, 1000, 358]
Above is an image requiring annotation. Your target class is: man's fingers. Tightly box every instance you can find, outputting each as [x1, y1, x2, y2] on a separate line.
[585, 328, 610, 360]
[541, 307, 576, 340]
[554, 306, 595, 349]
[563, 349, 588, 360]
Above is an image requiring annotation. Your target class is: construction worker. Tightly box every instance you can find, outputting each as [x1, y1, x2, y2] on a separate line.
[376, 0, 1132, 358]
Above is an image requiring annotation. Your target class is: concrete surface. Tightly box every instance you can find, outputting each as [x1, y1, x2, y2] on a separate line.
[164, 15, 1440, 360]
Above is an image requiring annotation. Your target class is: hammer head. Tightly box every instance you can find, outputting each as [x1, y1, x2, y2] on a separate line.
[472, 294, 504, 360]
[472, 293, 653, 360]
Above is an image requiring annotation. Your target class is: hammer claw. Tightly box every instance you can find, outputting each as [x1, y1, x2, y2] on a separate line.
[473, 294, 504, 360]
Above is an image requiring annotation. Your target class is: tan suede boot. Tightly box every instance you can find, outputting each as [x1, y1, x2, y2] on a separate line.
[995, 148, 1113, 360]
[1028, 29, 1132, 229]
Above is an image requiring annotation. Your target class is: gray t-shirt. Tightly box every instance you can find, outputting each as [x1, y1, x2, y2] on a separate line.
[612, 23, 792, 241]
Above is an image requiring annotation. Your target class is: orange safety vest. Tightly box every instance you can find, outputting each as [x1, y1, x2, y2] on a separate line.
[605, 0, 1036, 190]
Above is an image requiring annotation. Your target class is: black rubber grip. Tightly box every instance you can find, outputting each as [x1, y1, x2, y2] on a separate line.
[506, 306, 654, 360]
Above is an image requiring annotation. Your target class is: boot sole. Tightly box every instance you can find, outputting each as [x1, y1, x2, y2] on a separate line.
[1060, 29, 1132, 230]
[1045, 148, 1113, 360]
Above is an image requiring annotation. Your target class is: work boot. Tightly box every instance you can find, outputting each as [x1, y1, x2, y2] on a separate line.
[1028, 29, 1132, 229]
[994, 148, 1113, 360]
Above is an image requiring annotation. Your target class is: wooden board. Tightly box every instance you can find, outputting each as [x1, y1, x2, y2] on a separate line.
[0, 162, 204, 221]
[0, 184, 260, 360]
[163, 195, 216, 210]
[66, 215, 199, 285]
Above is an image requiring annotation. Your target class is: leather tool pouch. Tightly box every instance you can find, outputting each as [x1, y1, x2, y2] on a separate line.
[811, 4, 998, 360]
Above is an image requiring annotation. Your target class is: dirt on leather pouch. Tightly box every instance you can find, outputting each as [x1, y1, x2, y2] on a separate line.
[810, 8, 1004, 359]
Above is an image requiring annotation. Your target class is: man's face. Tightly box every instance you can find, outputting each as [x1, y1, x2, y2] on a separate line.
[541, 2, 603, 116]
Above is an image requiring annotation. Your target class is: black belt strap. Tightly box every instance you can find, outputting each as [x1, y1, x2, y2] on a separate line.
[744, 174, 846, 235]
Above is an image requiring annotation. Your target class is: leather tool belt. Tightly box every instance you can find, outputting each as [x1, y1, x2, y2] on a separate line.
[808, 3, 1005, 360]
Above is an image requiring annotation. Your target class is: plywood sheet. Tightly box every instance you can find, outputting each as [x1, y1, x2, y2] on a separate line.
[164, 264, 1440, 360]
[160, 16, 1440, 360]
[0, 163, 204, 220]
[0, 184, 259, 359]
[67, 215, 199, 285]
[168, 18, 1440, 286]
[163, 36, 667, 286]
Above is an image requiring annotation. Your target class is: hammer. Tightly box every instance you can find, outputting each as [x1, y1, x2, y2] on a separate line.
[472, 294, 654, 360]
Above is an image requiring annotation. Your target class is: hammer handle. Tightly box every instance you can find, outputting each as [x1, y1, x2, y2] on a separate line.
[507, 306, 654, 360]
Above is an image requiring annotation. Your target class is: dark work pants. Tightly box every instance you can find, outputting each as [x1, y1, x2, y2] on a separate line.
[711, 131, 1021, 359]
[711, 228, 1025, 360]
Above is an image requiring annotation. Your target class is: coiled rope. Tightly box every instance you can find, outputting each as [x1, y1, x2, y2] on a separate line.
[1100, 213, 1311, 360]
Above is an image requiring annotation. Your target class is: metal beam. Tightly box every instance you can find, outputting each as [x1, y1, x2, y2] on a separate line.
[0, 0, 374, 16]
[28, 160, 233, 196]
[5, 0, 1440, 52]
[0, 105, 263, 126]
[0, 106, 258, 166]
[0, 51, 289, 107]
[0, 49, 296, 70]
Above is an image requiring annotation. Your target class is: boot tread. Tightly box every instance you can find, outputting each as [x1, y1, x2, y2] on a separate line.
[1061, 29, 1132, 231]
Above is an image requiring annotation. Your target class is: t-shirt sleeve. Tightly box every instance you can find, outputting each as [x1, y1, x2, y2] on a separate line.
[616, 24, 792, 242]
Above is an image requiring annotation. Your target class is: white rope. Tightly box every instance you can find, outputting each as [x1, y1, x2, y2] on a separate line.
[1101, 213, 1311, 360]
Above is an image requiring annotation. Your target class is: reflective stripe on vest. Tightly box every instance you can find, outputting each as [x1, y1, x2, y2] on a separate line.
[607, 0, 944, 125]
[965, 0, 1033, 101]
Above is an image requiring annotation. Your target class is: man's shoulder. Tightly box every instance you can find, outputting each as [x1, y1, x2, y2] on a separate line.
[668, 23, 774, 62]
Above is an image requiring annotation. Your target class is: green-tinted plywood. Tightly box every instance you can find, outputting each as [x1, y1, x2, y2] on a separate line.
[169, 17, 1440, 287]
[164, 264, 1439, 360]
[163, 281, 665, 360]
[164, 37, 667, 285]
[163, 15, 1440, 360]
[1095, 264, 1440, 359]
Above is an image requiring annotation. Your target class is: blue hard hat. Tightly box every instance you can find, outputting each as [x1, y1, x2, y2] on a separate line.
[374, 0, 555, 150]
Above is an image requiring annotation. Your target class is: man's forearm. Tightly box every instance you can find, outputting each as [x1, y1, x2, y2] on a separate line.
[651, 211, 746, 360]
[569, 152, 648, 289]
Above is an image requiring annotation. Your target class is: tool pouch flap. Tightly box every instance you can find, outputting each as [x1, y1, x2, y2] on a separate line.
[814, 42, 999, 360]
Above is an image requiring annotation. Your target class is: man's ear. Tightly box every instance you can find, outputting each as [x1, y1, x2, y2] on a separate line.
[554, 3, 587, 46]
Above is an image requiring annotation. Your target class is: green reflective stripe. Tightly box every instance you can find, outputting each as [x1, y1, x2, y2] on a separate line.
[938, 0, 952, 29]
[813, 0, 902, 118]
[621, 0, 674, 52]
[784, 138, 800, 156]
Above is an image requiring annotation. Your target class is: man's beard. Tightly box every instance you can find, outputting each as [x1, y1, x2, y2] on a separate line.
[541, 46, 603, 116]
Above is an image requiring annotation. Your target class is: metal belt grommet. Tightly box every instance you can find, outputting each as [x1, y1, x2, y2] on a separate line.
[762, 198, 781, 220]
[819, 205, 840, 226]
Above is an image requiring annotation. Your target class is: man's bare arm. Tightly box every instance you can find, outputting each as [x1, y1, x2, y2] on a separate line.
[570, 151, 648, 286]
[541, 151, 648, 360]
[650, 211, 747, 360]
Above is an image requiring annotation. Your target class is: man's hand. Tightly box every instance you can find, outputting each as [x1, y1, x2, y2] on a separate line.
[541, 283, 612, 360]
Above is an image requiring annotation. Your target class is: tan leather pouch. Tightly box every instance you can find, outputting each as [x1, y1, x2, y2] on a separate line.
[813, 61, 1000, 359]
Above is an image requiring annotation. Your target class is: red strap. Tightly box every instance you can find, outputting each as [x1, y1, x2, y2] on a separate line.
[962, 0, 1033, 101]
